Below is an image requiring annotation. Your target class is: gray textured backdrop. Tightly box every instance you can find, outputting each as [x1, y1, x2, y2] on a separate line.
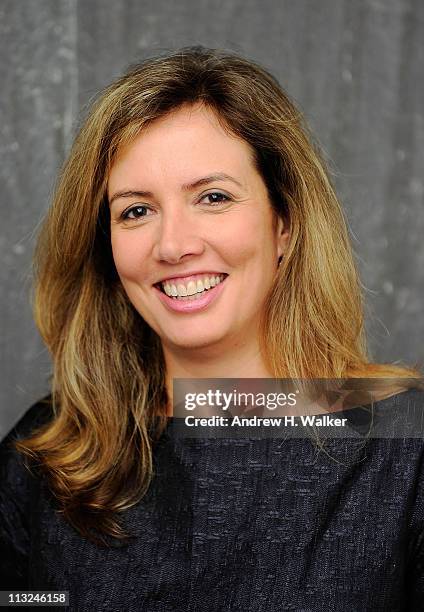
[1, 0, 423, 436]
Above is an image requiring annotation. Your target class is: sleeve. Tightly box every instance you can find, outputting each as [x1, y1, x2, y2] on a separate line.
[0, 398, 52, 588]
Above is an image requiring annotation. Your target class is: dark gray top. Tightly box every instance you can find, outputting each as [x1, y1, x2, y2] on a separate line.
[1, 389, 424, 611]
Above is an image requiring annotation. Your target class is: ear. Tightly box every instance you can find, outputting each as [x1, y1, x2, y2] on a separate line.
[276, 215, 290, 259]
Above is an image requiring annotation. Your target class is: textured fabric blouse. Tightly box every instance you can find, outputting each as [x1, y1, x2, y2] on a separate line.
[1, 389, 424, 611]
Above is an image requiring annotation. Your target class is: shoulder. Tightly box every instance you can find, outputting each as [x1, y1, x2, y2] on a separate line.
[0, 394, 54, 499]
[381, 389, 424, 599]
[376, 386, 424, 408]
[372, 388, 424, 508]
[1, 395, 55, 499]
[0, 396, 54, 588]
[1, 395, 54, 446]
[338, 385, 424, 438]
[373, 386, 424, 432]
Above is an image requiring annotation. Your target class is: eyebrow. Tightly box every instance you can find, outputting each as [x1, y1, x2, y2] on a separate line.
[108, 173, 244, 206]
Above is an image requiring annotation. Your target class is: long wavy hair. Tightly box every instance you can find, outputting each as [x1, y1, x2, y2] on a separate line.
[16, 46, 422, 543]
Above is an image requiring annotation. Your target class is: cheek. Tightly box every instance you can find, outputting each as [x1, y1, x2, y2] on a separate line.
[111, 232, 148, 280]
[225, 216, 276, 267]
[215, 210, 270, 264]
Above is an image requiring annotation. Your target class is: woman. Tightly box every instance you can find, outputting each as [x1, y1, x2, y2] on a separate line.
[1, 46, 423, 610]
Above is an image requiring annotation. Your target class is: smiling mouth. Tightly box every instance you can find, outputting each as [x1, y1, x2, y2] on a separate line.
[155, 273, 228, 300]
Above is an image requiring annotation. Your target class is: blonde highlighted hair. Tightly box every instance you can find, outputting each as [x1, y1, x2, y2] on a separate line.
[16, 46, 421, 543]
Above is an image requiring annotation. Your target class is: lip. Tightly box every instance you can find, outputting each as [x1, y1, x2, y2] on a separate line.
[155, 271, 227, 284]
[154, 275, 227, 313]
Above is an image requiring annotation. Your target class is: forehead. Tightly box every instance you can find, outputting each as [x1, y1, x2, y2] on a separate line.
[108, 104, 258, 189]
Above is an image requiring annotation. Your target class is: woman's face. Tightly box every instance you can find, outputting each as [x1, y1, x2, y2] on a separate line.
[108, 103, 289, 354]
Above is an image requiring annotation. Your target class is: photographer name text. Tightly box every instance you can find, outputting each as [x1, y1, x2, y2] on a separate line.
[184, 415, 348, 427]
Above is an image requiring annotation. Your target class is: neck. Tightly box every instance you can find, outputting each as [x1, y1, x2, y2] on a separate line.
[163, 339, 273, 415]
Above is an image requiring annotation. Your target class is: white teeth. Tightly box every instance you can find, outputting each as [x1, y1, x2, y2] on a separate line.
[186, 281, 197, 296]
[163, 283, 179, 297]
[160, 274, 226, 298]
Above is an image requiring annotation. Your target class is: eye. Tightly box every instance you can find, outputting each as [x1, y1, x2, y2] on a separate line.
[121, 204, 153, 221]
[199, 191, 231, 206]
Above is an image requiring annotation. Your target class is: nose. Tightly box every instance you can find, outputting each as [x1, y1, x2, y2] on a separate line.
[152, 206, 205, 263]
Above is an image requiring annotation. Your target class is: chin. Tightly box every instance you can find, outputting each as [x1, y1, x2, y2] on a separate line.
[162, 329, 228, 352]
